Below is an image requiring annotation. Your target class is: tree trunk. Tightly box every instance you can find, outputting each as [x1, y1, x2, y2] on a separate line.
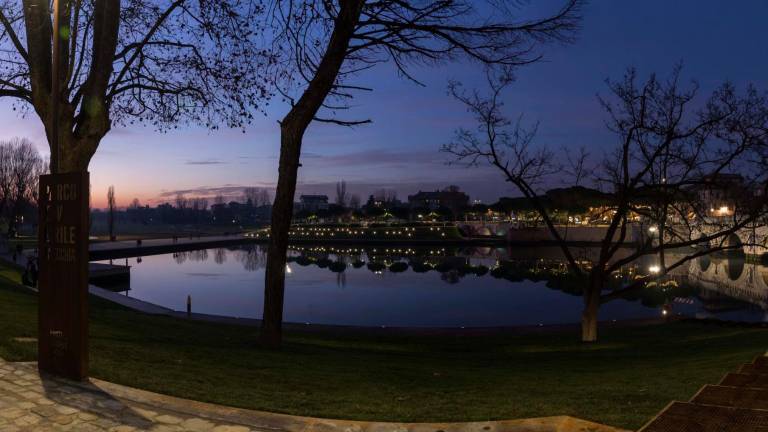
[260, 127, 302, 347]
[581, 275, 602, 342]
[259, 0, 365, 348]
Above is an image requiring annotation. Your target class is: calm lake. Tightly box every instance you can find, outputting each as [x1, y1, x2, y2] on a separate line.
[93, 244, 768, 327]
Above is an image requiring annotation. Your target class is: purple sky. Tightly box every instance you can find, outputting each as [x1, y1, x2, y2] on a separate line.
[2, 0, 767, 208]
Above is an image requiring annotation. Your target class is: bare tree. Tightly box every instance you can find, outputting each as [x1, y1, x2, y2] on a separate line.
[243, 187, 259, 206]
[0, 143, 13, 227]
[213, 194, 226, 207]
[257, 188, 271, 207]
[260, 0, 584, 346]
[26, 152, 47, 207]
[244, 187, 271, 207]
[7, 138, 43, 236]
[174, 193, 188, 210]
[0, 1, 270, 173]
[444, 67, 768, 342]
[197, 197, 208, 211]
[349, 194, 361, 209]
[107, 185, 116, 240]
[375, 188, 398, 206]
[335, 180, 347, 206]
[127, 197, 141, 223]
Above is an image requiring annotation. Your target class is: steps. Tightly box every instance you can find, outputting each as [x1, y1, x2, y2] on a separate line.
[639, 354, 768, 431]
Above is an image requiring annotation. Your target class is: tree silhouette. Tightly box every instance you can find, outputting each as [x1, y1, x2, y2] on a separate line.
[107, 185, 116, 240]
[335, 180, 347, 206]
[445, 66, 768, 342]
[349, 194, 361, 210]
[0, 137, 44, 236]
[260, 0, 584, 346]
[0, 0, 270, 172]
[243, 187, 258, 207]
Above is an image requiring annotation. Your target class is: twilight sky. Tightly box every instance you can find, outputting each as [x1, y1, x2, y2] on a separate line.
[2, 0, 767, 208]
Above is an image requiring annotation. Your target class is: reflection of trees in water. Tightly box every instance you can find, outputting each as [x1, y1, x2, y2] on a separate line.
[172, 250, 209, 264]
[190, 249, 208, 262]
[440, 270, 461, 284]
[173, 252, 187, 265]
[170, 244, 743, 310]
[167, 244, 765, 316]
[285, 246, 497, 285]
[214, 248, 227, 265]
[235, 244, 268, 271]
[283, 245, 702, 307]
[174, 245, 268, 271]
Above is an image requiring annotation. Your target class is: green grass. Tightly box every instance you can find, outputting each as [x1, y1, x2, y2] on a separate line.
[0, 264, 766, 430]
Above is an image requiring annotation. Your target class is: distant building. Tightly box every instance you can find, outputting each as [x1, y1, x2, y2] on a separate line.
[299, 195, 330, 212]
[695, 173, 748, 217]
[408, 186, 469, 216]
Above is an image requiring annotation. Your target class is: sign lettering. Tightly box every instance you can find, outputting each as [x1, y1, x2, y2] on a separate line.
[38, 172, 89, 380]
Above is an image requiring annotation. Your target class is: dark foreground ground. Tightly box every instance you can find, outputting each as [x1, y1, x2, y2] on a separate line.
[0, 263, 765, 430]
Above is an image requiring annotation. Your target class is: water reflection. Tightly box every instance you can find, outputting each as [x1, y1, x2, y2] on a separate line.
[214, 248, 227, 265]
[172, 249, 210, 264]
[95, 245, 768, 327]
[687, 253, 768, 319]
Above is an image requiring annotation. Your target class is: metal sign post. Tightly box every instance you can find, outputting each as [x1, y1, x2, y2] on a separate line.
[37, 172, 90, 380]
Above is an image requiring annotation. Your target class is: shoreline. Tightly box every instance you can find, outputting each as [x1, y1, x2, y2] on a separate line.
[87, 233, 646, 261]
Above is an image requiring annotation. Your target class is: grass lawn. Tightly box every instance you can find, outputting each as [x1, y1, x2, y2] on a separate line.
[0, 264, 766, 430]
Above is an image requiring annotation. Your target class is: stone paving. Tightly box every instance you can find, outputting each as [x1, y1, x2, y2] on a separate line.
[0, 360, 259, 431]
[0, 359, 628, 432]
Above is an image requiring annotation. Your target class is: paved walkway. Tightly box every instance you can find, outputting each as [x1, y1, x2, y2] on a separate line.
[89, 235, 254, 260]
[89, 235, 248, 252]
[0, 360, 258, 431]
[639, 353, 768, 431]
[0, 359, 627, 432]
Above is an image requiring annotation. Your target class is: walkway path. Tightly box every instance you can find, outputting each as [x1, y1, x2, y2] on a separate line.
[89, 235, 254, 260]
[0, 359, 257, 431]
[0, 359, 626, 432]
[639, 354, 768, 431]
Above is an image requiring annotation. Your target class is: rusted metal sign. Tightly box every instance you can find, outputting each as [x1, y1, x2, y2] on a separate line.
[37, 172, 90, 380]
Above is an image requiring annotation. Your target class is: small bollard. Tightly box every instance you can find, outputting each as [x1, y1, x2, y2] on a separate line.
[186, 295, 192, 317]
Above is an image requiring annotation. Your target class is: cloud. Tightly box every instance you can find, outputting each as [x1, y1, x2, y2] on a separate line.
[154, 183, 273, 201]
[303, 149, 442, 167]
[147, 167, 516, 206]
[185, 159, 227, 165]
[237, 151, 323, 160]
